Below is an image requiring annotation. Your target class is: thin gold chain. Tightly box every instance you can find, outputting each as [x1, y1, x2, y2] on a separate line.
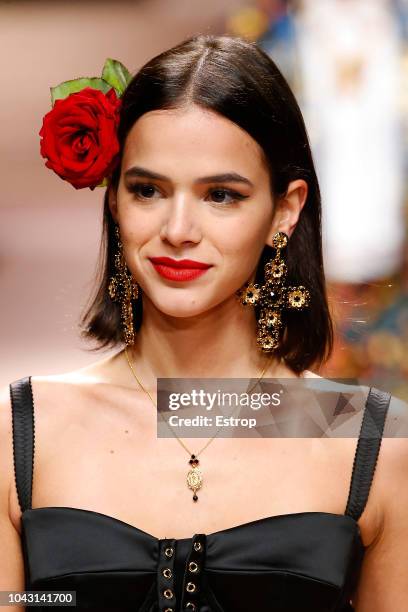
[124, 345, 273, 458]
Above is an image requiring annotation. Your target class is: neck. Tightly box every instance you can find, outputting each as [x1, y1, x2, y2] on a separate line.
[122, 293, 298, 386]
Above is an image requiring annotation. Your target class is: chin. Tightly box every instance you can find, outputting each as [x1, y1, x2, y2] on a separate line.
[145, 292, 208, 317]
[143, 281, 236, 317]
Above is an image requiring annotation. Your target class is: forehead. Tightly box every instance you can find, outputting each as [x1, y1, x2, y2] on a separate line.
[122, 105, 267, 178]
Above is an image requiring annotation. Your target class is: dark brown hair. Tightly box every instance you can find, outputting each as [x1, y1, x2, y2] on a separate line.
[79, 33, 333, 373]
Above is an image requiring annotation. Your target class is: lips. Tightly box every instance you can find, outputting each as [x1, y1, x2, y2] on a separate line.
[149, 257, 211, 269]
[149, 257, 212, 282]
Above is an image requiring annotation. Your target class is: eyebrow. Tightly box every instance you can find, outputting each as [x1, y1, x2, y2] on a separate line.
[123, 166, 254, 187]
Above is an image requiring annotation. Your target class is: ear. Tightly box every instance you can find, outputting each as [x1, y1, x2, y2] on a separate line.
[266, 179, 308, 247]
[108, 183, 119, 224]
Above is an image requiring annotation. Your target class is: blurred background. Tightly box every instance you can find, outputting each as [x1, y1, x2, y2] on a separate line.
[1, 0, 407, 398]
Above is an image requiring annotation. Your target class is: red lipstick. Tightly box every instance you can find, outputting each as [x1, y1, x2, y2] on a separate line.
[149, 257, 212, 281]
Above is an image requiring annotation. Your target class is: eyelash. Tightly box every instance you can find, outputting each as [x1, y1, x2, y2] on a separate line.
[127, 183, 248, 206]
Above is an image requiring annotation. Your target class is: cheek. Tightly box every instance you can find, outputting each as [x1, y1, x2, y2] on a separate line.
[117, 207, 153, 250]
[222, 220, 265, 249]
[117, 195, 164, 245]
[212, 218, 268, 259]
[213, 196, 272, 249]
[117, 226, 148, 276]
[213, 219, 266, 274]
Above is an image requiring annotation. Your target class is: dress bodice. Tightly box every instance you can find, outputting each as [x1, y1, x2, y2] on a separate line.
[9, 377, 391, 611]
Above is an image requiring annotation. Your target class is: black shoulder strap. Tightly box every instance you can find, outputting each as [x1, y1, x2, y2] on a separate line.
[9, 376, 35, 514]
[345, 386, 391, 521]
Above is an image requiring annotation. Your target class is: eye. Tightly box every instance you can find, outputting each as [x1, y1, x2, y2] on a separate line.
[127, 182, 161, 200]
[206, 188, 248, 206]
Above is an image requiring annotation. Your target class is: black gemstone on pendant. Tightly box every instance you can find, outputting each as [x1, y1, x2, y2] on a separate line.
[193, 494, 198, 501]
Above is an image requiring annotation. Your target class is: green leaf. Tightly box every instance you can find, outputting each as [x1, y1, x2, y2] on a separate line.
[95, 177, 109, 189]
[51, 77, 114, 106]
[101, 58, 132, 96]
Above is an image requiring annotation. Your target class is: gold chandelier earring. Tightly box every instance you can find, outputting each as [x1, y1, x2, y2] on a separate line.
[108, 223, 140, 345]
[236, 231, 310, 352]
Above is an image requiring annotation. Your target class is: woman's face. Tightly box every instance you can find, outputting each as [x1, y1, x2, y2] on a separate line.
[109, 104, 306, 318]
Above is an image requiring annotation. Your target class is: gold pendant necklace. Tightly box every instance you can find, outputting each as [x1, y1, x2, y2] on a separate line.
[124, 346, 272, 502]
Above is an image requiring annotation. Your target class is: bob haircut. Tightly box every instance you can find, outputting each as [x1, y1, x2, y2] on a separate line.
[79, 33, 334, 374]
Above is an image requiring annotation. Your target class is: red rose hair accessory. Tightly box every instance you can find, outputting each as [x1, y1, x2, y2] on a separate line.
[39, 59, 132, 190]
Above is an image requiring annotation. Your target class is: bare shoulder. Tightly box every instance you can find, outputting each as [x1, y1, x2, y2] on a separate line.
[0, 386, 25, 600]
[0, 384, 15, 508]
[382, 391, 408, 437]
[376, 391, 408, 490]
[0, 368, 95, 525]
[352, 394, 408, 608]
[21, 348, 125, 413]
[2, 349, 138, 457]
[360, 390, 408, 544]
[301, 370, 323, 378]
[1, 351, 127, 525]
[0, 384, 21, 531]
[31, 349, 123, 387]
[364, 390, 408, 498]
[0, 349, 124, 467]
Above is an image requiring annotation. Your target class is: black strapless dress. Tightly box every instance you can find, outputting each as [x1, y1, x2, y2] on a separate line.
[9, 377, 391, 611]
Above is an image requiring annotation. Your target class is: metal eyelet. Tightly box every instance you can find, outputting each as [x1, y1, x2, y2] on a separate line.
[193, 541, 202, 552]
[188, 561, 199, 573]
[163, 588, 174, 599]
[186, 581, 196, 593]
[162, 567, 172, 579]
[185, 602, 196, 611]
[164, 546, 174, 558]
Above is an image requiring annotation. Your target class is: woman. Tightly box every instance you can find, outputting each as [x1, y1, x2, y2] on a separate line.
[1, 34, 407, 611]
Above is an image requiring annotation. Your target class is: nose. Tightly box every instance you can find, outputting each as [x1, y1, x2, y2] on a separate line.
[159, 194, 202, 247]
